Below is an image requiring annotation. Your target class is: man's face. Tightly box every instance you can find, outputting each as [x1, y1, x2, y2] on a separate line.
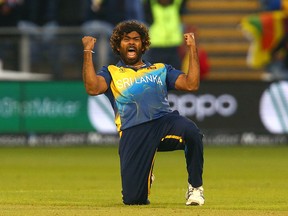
[118, 31, 144, 65]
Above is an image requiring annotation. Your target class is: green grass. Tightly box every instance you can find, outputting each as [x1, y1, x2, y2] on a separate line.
[0, 145, 288, 216]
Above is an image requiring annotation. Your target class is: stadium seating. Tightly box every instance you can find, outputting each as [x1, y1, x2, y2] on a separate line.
[182, 0, 266, 80]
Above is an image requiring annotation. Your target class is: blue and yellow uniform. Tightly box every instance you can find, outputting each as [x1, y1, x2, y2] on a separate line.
[98, 60, 181, 131]
[98, 61, 204, 204]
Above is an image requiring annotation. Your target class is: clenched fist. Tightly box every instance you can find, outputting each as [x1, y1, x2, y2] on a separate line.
[184, 33, 196, 47]
[82, 36, 97, 51]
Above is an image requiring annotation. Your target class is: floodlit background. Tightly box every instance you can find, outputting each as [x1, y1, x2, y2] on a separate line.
[0, 1, 288, 215]
[0, 0, 287, 145]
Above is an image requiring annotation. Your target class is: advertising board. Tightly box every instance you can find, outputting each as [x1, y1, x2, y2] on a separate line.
[0, 81, 287, 145]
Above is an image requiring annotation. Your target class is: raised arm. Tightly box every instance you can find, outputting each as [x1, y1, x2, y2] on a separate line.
[175, 33, 200, 91]
[82, 36, 108, 95]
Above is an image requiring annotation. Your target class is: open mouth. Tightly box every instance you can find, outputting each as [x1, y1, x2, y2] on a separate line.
[127, 47, 137, 58]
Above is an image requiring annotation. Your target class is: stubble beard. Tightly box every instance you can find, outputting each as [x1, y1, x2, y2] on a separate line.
[119, 50, 142, 66]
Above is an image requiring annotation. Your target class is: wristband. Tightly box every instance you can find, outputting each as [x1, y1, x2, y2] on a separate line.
[83, 50, 95, 53]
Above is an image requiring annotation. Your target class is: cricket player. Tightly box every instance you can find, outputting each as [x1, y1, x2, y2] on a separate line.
[82, 20, 204, 206]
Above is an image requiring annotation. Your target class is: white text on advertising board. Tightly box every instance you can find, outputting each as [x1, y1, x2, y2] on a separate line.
[168, 93, 238, 121]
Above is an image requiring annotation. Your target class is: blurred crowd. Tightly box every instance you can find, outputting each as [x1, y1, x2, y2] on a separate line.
[241, 0, 288, 80]
[260, 0, 288, 80]
[0, 0, 210, 80]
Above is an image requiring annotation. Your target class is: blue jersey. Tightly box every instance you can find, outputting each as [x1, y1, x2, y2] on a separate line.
[98, 60, 183, 131]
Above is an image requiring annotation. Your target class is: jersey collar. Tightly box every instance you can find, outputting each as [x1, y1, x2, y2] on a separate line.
[116, 60, 152, 69]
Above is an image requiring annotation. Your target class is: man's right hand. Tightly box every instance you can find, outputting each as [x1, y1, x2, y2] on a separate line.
[82, 36, 97, 51]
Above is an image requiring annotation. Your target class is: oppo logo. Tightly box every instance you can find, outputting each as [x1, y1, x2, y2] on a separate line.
[168, 93, 237, 121]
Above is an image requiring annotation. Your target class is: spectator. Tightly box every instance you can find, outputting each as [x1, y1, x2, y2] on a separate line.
[0, 0, 23, 26]
[268, 32, 288, 80]
[82, 0, 146, 70]
[19, 0, 58, 26]
[0, 0, 23, 71]
[82, 0, 116, 71]
[144, 0, 187, 69]
[259, 0, 282, 11]
[256, 1, 288, 80]
[58, 0, 84, 26]
[124, 0, 145, 22]
[17, 0, 61, 79]
[85, 0, 145, 26]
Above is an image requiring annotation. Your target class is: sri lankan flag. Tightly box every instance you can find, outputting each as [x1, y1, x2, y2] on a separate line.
[241, 11, 288, 68]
